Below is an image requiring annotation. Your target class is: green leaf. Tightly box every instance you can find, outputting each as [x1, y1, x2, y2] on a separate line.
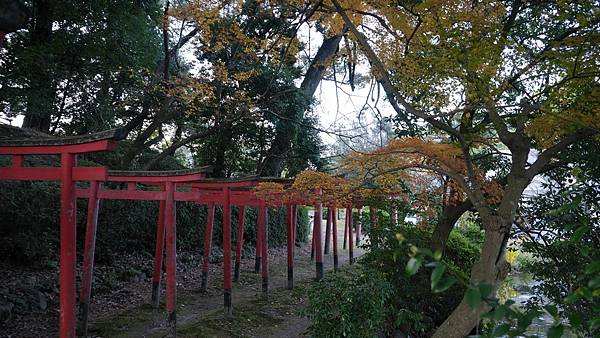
[588, 275, 600, 289]
[433, 276, 457, 293]
[465, 287, 481, 309]
[568, 313, 582, 328]
[433, 249, 442, 261]
[585, 261, 600, 274]
[490, 304, 509, 321]
[571, 225, 589, 242]
[547, 324, 564, 338]
[417, 248, 433, 257]
[406, 257, 421, 276]
[544, 305, 558, 318]
[431, 264, 446, 290]
[478, 283, 494, 298]
[492, 323, 510, 336]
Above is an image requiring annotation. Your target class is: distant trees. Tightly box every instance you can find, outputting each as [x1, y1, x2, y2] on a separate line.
[0, 0, 353, 176]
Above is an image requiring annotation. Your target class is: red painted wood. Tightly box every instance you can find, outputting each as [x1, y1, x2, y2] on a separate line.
[0, 139, 118, 155]
[324, 208, 332, 254]
[79, 181, 100, 337]
[201, 204, 215, 291]
[332, 207, 338, 271]
[0, 166, 108, 181]
[286, 204, 294, 289]
[186, 181, 257, 189]
[260, 202, 269, 294]
[107, 172, 206, 183]
[356, 207, 362, 245]
[347, 207, 354, 264]
[314, 200, 324, 280]
[292, 205, 297, 243]
[222, 188, 232, 316]
[11, 155, 23, 167]
[59, 153, 76, 338]
[151, 199, 166, 307]
[164, 182, 177, 332]
[234, 206, 245, 282]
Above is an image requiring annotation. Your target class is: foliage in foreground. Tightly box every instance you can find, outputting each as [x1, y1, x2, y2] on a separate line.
[304, 266, 392, 338]
[519, 140, 600, 336]
[305, 217, 480, 337]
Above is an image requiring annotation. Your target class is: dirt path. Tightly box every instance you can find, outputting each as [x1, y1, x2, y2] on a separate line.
[88, 224, 364, 338]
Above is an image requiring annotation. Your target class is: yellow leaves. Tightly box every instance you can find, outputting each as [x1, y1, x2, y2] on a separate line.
[253, 182, 286, 205]
[167, 76, 214, 107]
[505, 249, 520, 266]
[527, 84, 600, 148]
[316, 0, 366, 37]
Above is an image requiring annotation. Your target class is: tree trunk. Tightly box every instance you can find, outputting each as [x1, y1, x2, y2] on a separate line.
[432, 215, 511, 338]
[22, 0, 54, 133]
[0, 0, 28, 32]
[260, 33, 344, 176]
[430, 200, 473, 254]
[212, 126, 233, 178]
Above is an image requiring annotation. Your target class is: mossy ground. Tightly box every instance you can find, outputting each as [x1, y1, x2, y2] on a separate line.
[88, 225, 361, 337]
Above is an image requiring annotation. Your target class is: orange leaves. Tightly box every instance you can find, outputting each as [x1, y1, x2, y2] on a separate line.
[292, 171, 355, 207]
[253, 182, 286, 205]
[341, 137, 504, 206]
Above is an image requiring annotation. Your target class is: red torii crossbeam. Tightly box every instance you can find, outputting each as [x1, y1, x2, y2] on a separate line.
[75, 168, 212, 336]
[76, 175, 302, 335]
[0, 128, 125, 338]
[1, 125, 366, 337]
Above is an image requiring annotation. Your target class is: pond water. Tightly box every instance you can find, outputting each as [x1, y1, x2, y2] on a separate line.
[499, 272, 576, 337]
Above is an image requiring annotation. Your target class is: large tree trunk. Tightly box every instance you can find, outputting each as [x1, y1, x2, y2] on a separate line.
[260, 33, 344, 176]
[0, 0, 28, 32]
[212, 126, 233, 178]
[430, 200, 473, 254]
[22, 0, 54, 133]
[432, 214, 511, 338]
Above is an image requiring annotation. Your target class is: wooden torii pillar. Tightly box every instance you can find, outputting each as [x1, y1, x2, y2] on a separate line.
[0, 128, 125, 338]
[75, 168, 211, 336]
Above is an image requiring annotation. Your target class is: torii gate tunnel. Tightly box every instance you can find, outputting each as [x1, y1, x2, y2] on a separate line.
[0, 128, 367, 337]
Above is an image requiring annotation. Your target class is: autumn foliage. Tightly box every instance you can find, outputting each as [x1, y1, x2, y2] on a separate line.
[254, 137, 503, 222]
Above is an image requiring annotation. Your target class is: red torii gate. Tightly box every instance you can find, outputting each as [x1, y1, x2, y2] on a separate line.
[314, 203, 364, 271]
[0, 129, 125, 338]
[74, 168, 212, 336]
[75, 174, 316, 337]
[1, 127, 362, 338]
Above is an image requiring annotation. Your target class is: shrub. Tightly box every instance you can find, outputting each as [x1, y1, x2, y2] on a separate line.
[305, 265, 393, 338]
[308, 220, 481, 337]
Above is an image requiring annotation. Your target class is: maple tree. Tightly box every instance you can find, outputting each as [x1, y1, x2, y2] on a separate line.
[323, 0, 600, 336]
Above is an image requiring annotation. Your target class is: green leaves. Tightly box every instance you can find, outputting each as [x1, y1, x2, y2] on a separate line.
[430, 264, 446, 289]
[547, 324, 564, 338]
[466, 283, 494, 310]
[570, 225, 589, 242]
[432, 276, 457, 293]
[491, 323, 510, 336]
[405, 257, 421, 276]
[465, 287, 481, 309]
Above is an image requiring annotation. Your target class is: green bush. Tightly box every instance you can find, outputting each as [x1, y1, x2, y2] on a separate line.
[306, 219, 480, 337]
[305, 266, 393, 338]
